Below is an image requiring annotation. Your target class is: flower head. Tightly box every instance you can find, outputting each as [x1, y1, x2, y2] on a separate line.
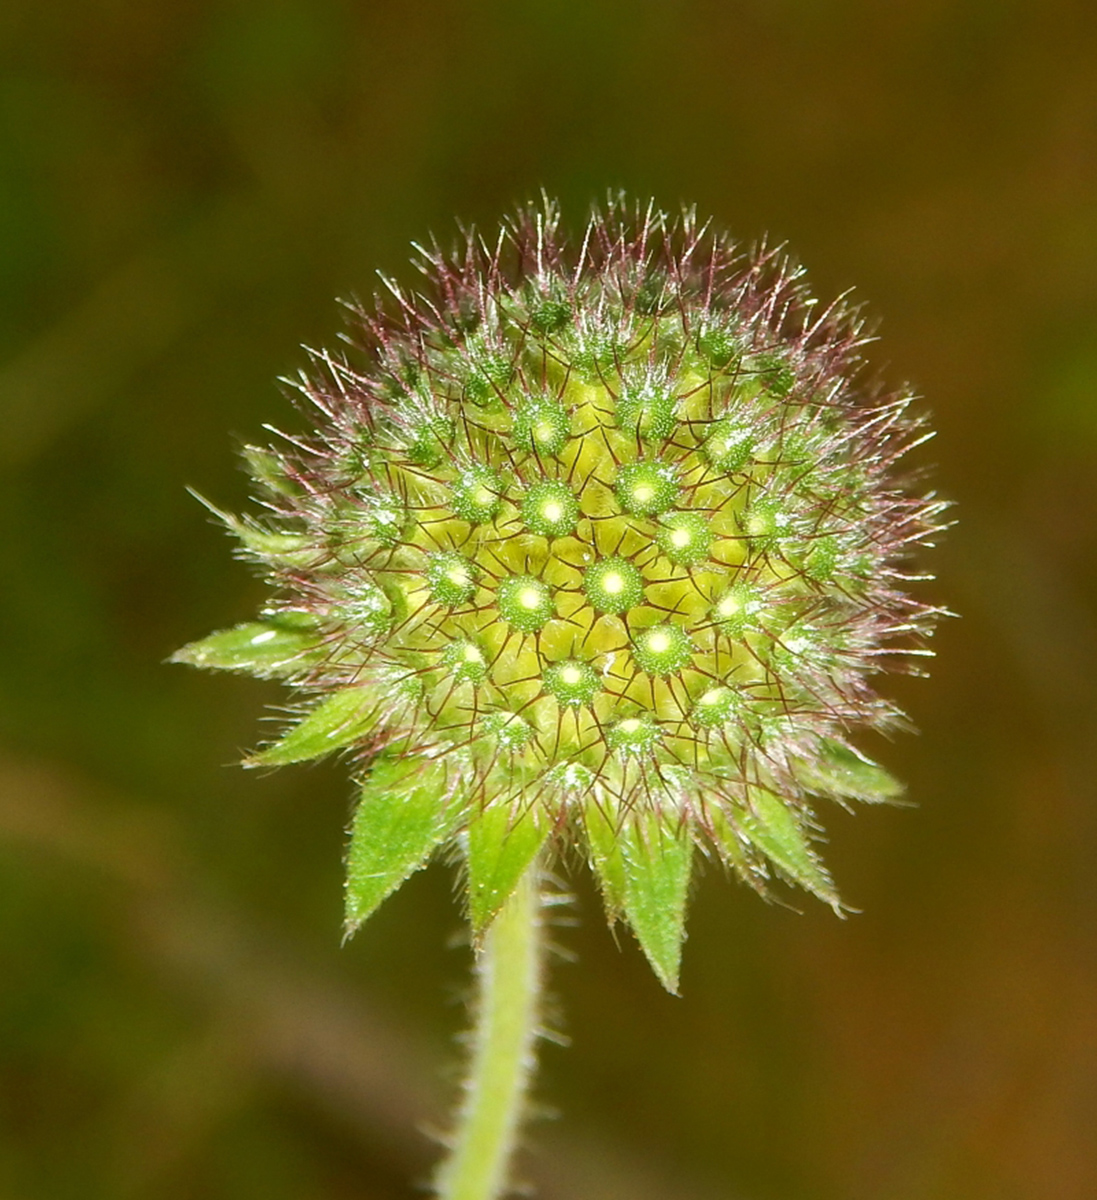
[176, 196, 945, 991]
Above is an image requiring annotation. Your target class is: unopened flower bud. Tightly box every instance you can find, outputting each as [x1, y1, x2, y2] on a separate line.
[175, 196, 946, 992]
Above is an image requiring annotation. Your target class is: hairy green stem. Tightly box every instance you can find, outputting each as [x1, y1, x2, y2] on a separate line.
[436, 864, 544, 1200]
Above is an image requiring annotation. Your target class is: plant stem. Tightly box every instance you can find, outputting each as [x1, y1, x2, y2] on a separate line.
[436, 866, 544, 1200]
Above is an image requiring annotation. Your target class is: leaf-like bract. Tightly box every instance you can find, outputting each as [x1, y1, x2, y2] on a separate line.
[345, 755, 461, 932]
[739, 790, 841, 911]
[619, 814, 693, 994]
[708, 805, 762, 887]
[247, 686, 378, 766]
[800, 740, 905, 804]
[172, 615, 322, 679]
[466, 802, 549, 936]
[583, 801, 627, 916]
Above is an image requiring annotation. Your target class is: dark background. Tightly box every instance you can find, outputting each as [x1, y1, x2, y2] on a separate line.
[2, 2, 1096, 1197]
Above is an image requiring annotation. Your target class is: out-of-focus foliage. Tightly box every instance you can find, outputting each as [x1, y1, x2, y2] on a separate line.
[2, 2, 1096, 1198]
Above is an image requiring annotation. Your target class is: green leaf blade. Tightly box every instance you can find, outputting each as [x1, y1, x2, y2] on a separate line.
[345, 755, 463, 933]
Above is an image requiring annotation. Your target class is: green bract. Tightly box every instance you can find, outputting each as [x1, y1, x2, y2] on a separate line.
[175, 197, 944, 993]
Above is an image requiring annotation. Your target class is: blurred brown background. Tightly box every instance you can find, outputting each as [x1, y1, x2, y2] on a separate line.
[2, 2, 1096, 1197]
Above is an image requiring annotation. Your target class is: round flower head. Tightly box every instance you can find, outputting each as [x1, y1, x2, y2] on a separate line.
[176, 196, 945, 992]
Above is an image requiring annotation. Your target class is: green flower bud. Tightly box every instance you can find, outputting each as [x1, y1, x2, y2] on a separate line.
[177, 196, 945, 990]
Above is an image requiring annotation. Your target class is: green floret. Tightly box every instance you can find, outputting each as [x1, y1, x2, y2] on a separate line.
[425, 551, 479, 606]
[739, 497, 787, 549]
[582, 556, 644, 615]
[697, 325, 741, 369]
[443, 638, 490, 684]
[513, 394, 570, 457]
[702, 419, 754, 473]
[463, 354, 512, 406]
[656, 511, 714, 567]
[711, 582, 765, 637]
[768, 621, 838, 674]
[482, 710, 535, 750]
[544, 761, 596, 793]
[543, 659, 601, 708]
[613, 459, 680, 516]
[568, 328, 618, 379]
[520, 480, 580, 538]
[360, 494, 406, 546]
[529, 297, 572, 333]
[497, 575, 555, 633]
[805, 535, 841, 582]
[450, 464, 503, 524]
[331, 582, 393, 639]
[690, 685, 743, 729]
[607, 713, 662, 757]
[631, 623, 694, 676]
[752, 351, 797, 396]
[615, 380, 678, 440]
[404, 415, 455, 468]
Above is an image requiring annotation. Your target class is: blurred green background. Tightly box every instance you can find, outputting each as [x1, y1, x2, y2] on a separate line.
[2, 1, 1096, 1197]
